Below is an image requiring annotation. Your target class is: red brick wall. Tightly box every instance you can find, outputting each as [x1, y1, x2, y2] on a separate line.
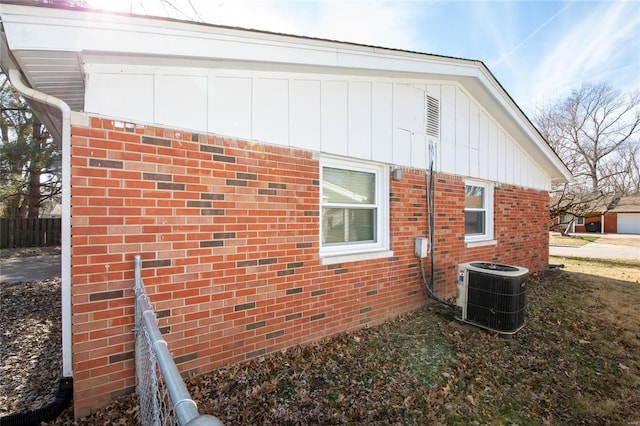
[427, 176, 549, 299]
[604, 213, 617, 233]
[69, 117, 549, 416]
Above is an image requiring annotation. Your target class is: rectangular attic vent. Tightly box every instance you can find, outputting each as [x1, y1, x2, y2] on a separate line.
[425, 94, 440, 139]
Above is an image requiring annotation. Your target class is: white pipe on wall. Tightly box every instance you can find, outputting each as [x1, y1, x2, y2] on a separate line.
[8, 68, 73, 378]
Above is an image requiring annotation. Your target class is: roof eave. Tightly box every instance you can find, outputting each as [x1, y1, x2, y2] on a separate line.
[0, 2, 571, 183]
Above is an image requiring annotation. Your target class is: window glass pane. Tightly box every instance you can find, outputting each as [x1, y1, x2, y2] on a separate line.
[465, 211, 485, 235]
[322, 208, 375, 244]
[465, 185, 484, 208]
[323, 167, 375, 205]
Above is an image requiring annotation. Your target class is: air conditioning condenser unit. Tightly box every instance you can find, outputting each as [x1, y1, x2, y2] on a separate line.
[456, 261, 528, 334]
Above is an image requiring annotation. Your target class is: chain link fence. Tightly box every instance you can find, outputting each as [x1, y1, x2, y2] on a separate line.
[134, 255, 223, 426]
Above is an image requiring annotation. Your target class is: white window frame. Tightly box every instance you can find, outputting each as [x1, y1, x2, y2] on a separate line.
[575, 216, 584, 225]
[464, 179, 494, 244]
[319, 156, 390, 264]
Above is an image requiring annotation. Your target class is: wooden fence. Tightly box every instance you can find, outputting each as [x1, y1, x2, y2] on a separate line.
[0, 217, 62, 248]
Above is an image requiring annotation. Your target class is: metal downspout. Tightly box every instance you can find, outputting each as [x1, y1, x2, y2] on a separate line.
[8, 68, 72, 379]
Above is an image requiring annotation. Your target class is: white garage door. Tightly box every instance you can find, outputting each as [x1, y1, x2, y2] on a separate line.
[617, 213, 640, 234]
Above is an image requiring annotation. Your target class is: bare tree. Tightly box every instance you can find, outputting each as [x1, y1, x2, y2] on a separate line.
[534, 83, 640, 232]
[600, 142, 640, 196]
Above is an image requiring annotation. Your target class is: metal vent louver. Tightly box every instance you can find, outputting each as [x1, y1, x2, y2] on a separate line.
[425, 94, 440, 139]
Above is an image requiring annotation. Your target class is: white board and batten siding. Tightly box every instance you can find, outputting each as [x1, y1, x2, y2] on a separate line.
[85, 67, 551, 190]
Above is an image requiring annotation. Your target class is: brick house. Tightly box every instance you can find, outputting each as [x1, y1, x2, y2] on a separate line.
[565, 197, 640, 234]
[600, 197, 640, 234]
[0, 3, 571, 417]
[560, 196, 640, 234]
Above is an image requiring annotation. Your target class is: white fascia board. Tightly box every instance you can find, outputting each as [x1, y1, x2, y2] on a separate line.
[0, 4, 476, 75]
[1, 3, 570, 183]
[467, 68, 572, 183]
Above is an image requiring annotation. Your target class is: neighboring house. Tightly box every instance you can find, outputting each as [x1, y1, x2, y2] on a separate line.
[0, 3, 571, 417]
[566, 197, 640, 234]
[604, 197, 640, 234]
[556, 213, 586, 233]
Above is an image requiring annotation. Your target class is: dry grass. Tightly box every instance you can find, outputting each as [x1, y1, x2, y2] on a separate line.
[550, 256, 640, 282]
[549, 232, 600, 246]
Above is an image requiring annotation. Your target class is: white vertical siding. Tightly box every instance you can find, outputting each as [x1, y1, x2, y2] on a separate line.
[290, 79, 321, 151]
[454, 88, 470, 177]
[321, 80, 349, 156]
[392, 84, 423, 166]
[208, 76, 252, 140]
[393, 129, 412, 166]
[84, 66, 552, 190]
[504, 135, 513, 184]
[155, 75, 207, 132]
[410, 133, 427, 169]
[487, 121, 498, 181]
[371, 82, 393, 163]
[469, 102, 480, 177]
[254, 78, 289, 146]
[85, 73, 154, 124]
[477, 113, 489, 179]
[439, 85, 456, 174]
[497, 130, 507, 182]
[516, 149, 526, 187]
[348, 82, 372, 159]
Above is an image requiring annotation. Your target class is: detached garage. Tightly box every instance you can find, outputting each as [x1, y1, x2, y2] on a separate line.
[617, 213, 640, 234]
[600, 197, 640, 234]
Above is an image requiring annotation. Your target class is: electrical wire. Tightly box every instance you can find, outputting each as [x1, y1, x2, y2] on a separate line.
[423, 140, 456, 310]
[419, 257, 457, 309]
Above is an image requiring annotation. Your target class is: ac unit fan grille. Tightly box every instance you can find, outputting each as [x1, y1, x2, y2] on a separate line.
[465, 270, 527, 333]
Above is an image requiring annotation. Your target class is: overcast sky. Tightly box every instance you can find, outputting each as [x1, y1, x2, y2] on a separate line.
[89, 0, 640, 114]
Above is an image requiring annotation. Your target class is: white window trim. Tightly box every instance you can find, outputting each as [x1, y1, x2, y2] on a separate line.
[319, 155, 390, 261]
[466, 239, 497, 248]
[576, 216, 584, 225]
[464, 179, 494, 244]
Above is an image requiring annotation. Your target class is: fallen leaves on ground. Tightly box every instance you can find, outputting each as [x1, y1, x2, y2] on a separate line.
[0, 246, 61, 259]
[0, 278, 62, 416]
[3, 262, 640, 425]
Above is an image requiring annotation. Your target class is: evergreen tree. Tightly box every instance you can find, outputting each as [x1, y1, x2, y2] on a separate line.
[0, 71, 61, 218]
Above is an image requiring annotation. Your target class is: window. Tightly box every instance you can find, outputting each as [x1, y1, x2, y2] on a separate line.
[464, 180, 494, 243]
[320, 156, 389, 259]
[560, 214, 583, 225]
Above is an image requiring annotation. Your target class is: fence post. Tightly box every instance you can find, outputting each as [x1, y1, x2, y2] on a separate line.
[133, 255, 224, 426]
